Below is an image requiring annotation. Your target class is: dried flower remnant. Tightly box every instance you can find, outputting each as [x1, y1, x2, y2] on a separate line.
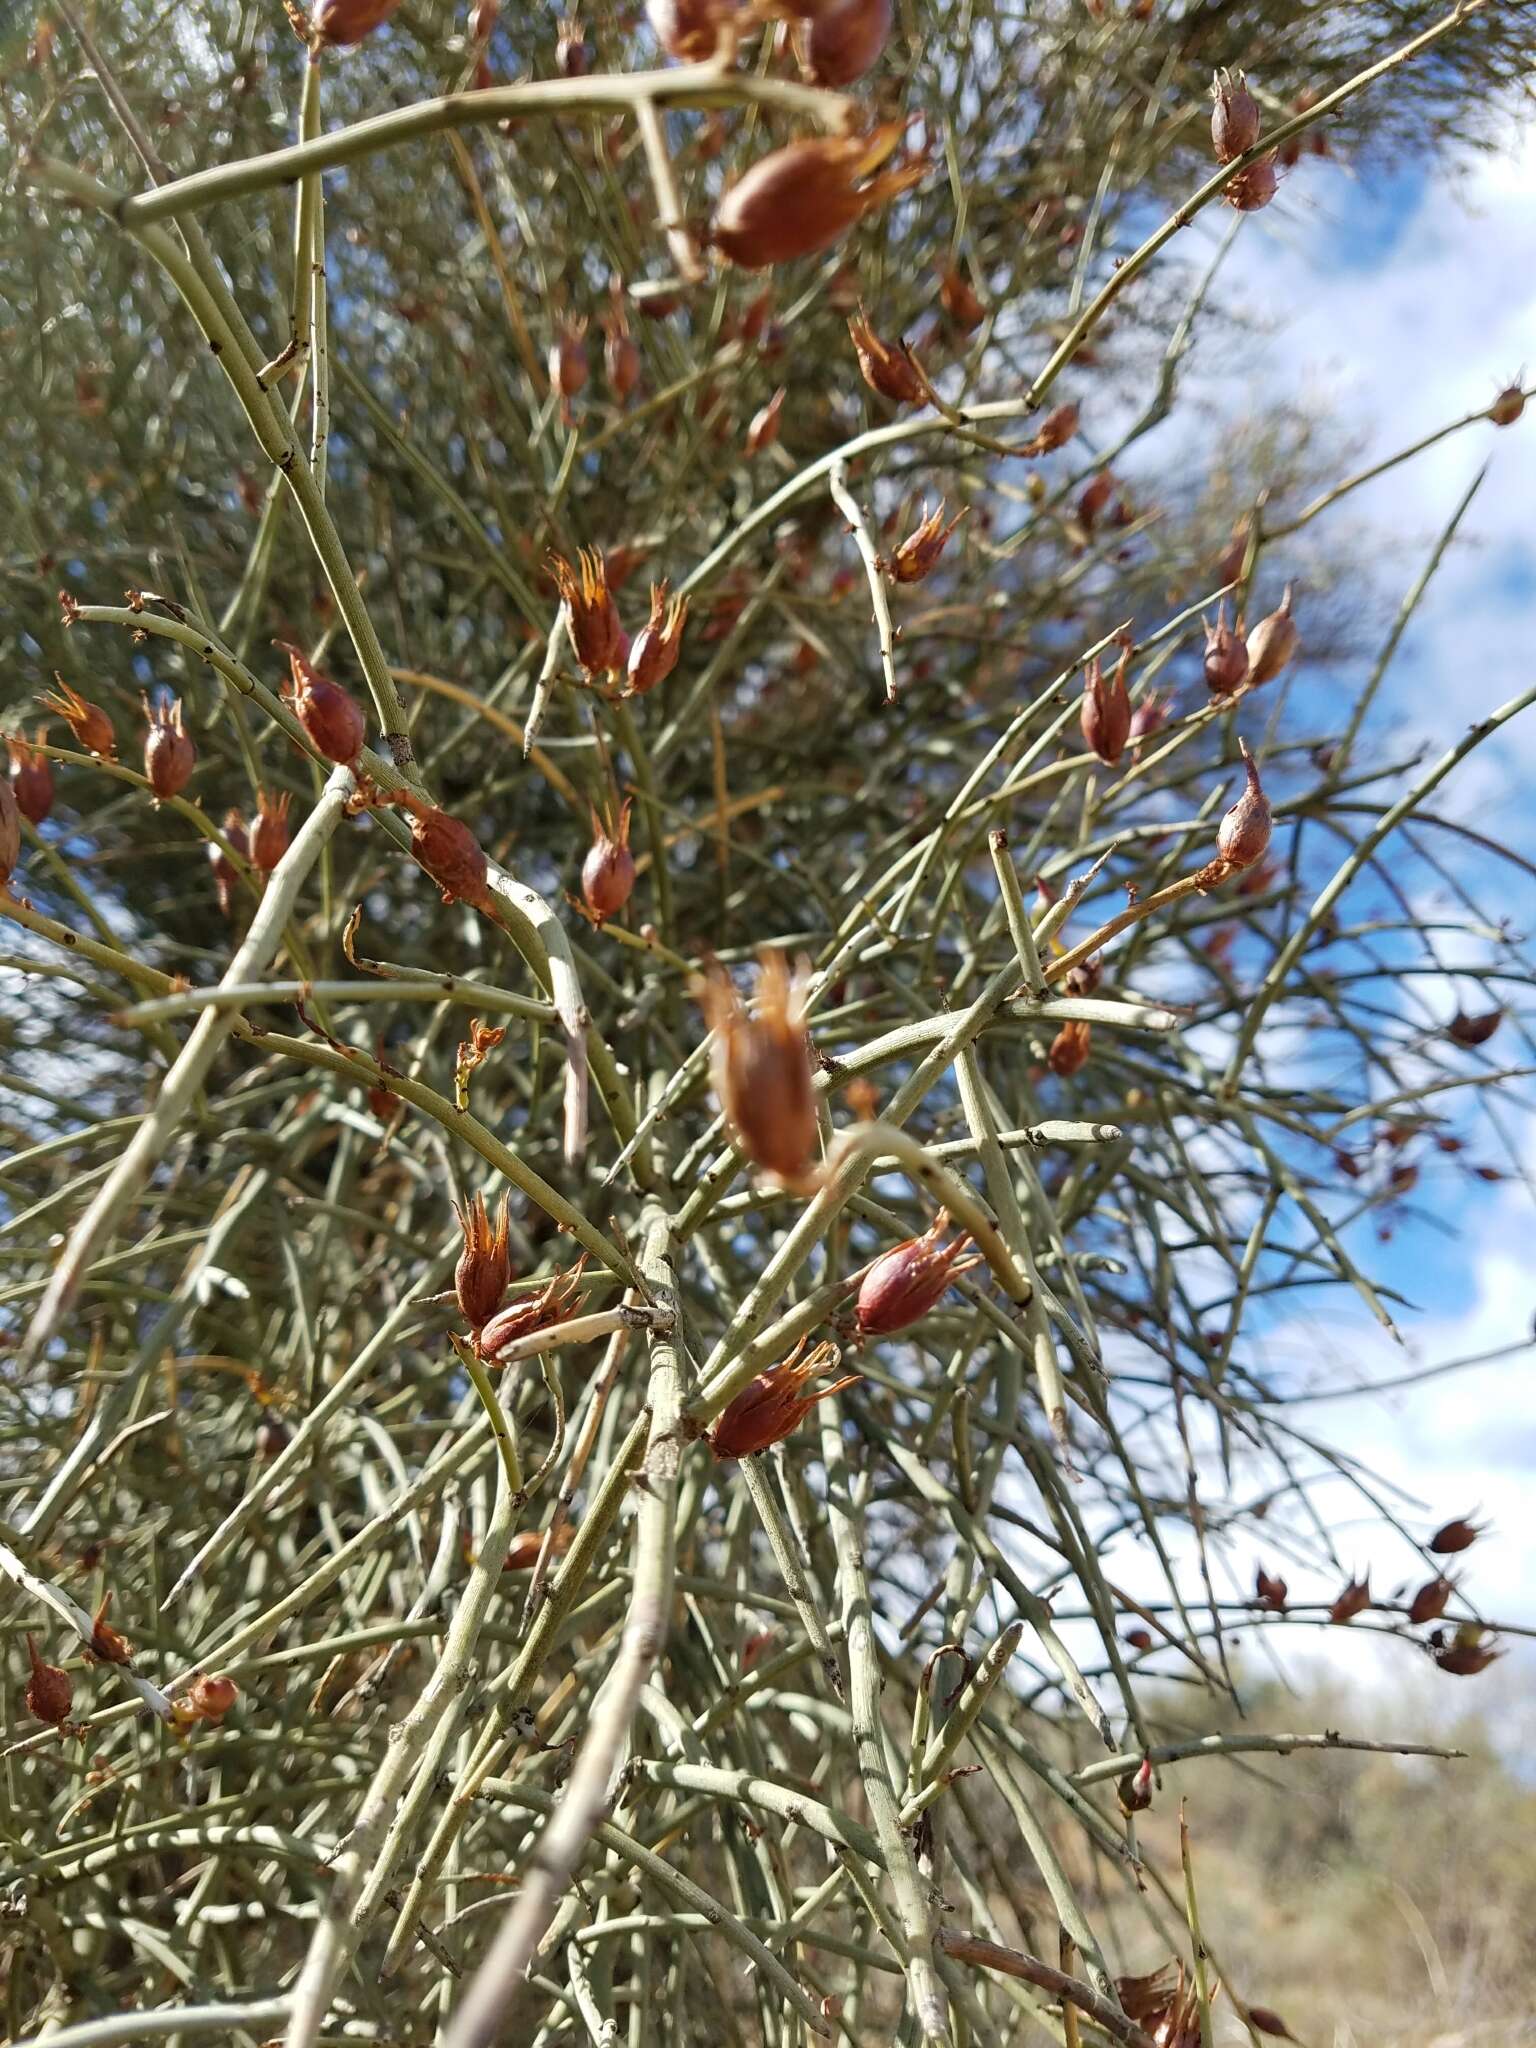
[699, 950, 819, 1184]
[1430, 1624, 1503, 1676]
[582, 799, 636, 921]
[1328, 1575, 1371, 1625]
[1225, 155, 1279, 211]
[1023, 400, 1079, 456]
[856, 1212, 981, 1335]
[1128, 692, 1169, 745]
[709, 1337, 860, 1459]
[40, 676, 115, 758]
[397, 791, 490, 907]
[745, 386, 786, 456]
[848, 307, 924, 405]
[549, 320, 589, 425]
[278, 643, 366, 764]
[1407, 1573, 1458, 1625]
[1489, 381, 1526, 427]
[86, 1591, 133, 1664]
[939, 265, 985, 331]
[804, 0, 892, 87]
[469, 0, 499, 40]
[1245, 584, 1298, 685]
[603, 309, 641, 404]
[1048, 1018, 1092, 1077]
[1077, 469, 1116, 532]
[555, 15, 589, 74]
[712, 124, 925, 270]
[646, 0, 734, 62]
[888, 500, 965, 584]
[1210, 68, 1261, 164]
[0, 778, 18, 888]
[1203, 602, 1250, 696]
[1447, 1008, 1501, 1048]
[478, 1256, 589, 1362]
[9, 731, 54, 823]
[1216, 741, 1272, 872]
[1254, 1566, 1288, 1611]
[250, 788, 292, 873]
[24, 1635, 72, 1728]
[550, 549, 625, 677]
[1428, 1515, 1485, 1554]
[454, 1189, 512, 1329]
[310, 0, 403, 45]
[627, 581, 689, 695]
[141, 693, 196, 803]
[1080, 647, 1132, 765]
[209, 810, 248, 919]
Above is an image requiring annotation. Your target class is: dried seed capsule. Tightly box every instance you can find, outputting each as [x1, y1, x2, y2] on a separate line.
[209, 809, 247, 919]
[311, 0, 402, 44]
[549, 319, 589, 424]
[1216, 741, 1272, 870]
[604, 320, 641, 403]
[1327, 1575, 1370, 1625]
[804, 0, 892, 87]
[469, 0, 499, 40]
[646, 0, 734, 60]
[708, 1336, 860, 1459]
[1077, 469, 1116, 532]
[1080, 648, 1132, 766]
[1489, 381, 1526, 427]
[8, 731, 54, 824]
[141, 693, 196, 803]
[1248, 2010, 1296, 2041]
[24, 1635, 72, 1727]
[478, 1256, 588, 1361]
[1203, 602, 1250, 696]
[454, 1189, 512, 1328]
[1428, 1515, 1485, 1554]
[1225, 156, 1278, 212]
[856, 1212, 981, 1335]
[250, 788, 292, 873]
[86, 1590, 132, 1664]
[1027, 400, 1080, 455]
[172, 1672, 240, 1728]
[1128, 691, 1169, 744]
[555, 15, 589, 74]
[503, 1525, 574, 1570]
[399, 792, 490, 907]
[1407, 1573, 1457, 1625]
[278, 643, 366, 764]
[1430, 1623, 1502, 1675]
[0, 776, 19, 888]
[582, 799, 636, 922]
[1210, 67, 1260, 164]
[1048, 1018, 1092, 1077]
[888, 499, 966, 584]
[848, 306, 924, 405]
[550, 549, 625, 676]
[939, 265, 985, 332]
[1244, 583, 1298, 685]
[40, 675, 115, 758]
[627, 580, 689, 695]
[1447, 1007, 1501, 1048]
[713, 124, 924, 270]
[699, 950, 819, 1183]
[745, 387, 786, 457]
[1254, 1567, 1287, 1611]
[1117, 1757, 1154, 1815]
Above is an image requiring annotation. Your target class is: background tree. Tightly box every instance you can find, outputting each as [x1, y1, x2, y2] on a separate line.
[2, 3, 1534, 2045]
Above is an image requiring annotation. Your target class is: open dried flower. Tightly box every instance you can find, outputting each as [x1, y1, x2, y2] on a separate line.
[888, 500, 966, 584]
[9, 731, 54, 824]
[1081, 648, 1132, 766]
[1408, 1573, 1458, 1625]
[627, 581, 689, 695]
[24, 1635, 72, 1727]
[41, 676, 115, 758]
[1430, 1623, 1503, 1676]
[745, 386, 786, 456]
[1048, 1018, 1092, 1077]
[582, 799, 636, 921]
[550, 549, 625, 677]
[848, 307, 924, 405]
[1255, 1566, 1288, 1611]
[1328, 1575, 1371, 1625]
[1203, 602, 1250, 696]
[699, 950, 819, 1183]
[1225, 155, 1279, 211]
[1210, 68, 1261, 163]
[1447, 1008, 1501, 1048]
[210, 809, 247, 919]
[1245, 584, 1298, 685]
[549, 319, 589, 424]
[1216, 742, 1272, 871]
[279, 642, 366, 764]
[141, 693, 195, 803]
[454, 1189, 512, 1328]
[398, 790, 490, 907]
[478, 1255, 588, 1362]
[0, 778, 18, 888]
[939, 265, 986, 331]
[311, 0, 402, 45]
[646, 0, 734, 62]
[713, 123, 924, 270]
[856, 1212, 981, 1335]
[250, 788, 292, 873]
[709, 1336, 860, 1459]
[1428, 1514, 1485, 1554]
[804, 0, 892, 87]
[87, 1590, 133, 1664]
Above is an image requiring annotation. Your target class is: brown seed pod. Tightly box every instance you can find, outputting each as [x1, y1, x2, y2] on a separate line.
[708, 1336, 860, 1459]
[1447, 1008, 1501, 1048]
[173, 1672, 240, 1728]
[1080, 648, 1132, 766]
[9, 730, 54, 824]
[209, 809, 248, 920]
[454, 1189, 513, 1328]
[469, 0, 499, 41]
[1248, 2009, 1297, 2042]
[555, 15, 589, 74]
[1245, 584, 1298, 685]
[1407, 1573, 1458, 1625]
[1489, 381, 1526, 427]
[627, 581, 689, 695]
[550, 549, 626, 676]
[745, 386, 787, 456]
[503, 1525, 574, 1571]
[1203, 602, 1250, 696]
[549, 319, 589, 424]
[1128, 692, 1169, 744]
[1428, 1514, 1485, 1554]
[699, 950, 819, 1184]
[399, 792, 491, 907]
[1327, 1575, 1371, 1625]
[86, 1590, 133, 1664]
[1210, 67, 1261, 164]
[646, 0, 735, 62]
[40, 676, 116, 758]
[1117, 1757, 1154, 1816]
[478, 1256, 589, 1361]
[582, 799, 637, 922]
[1225, 155, 1279, 212]
[804, 0, 892, 87]
[311, 0, 402, 45]
[24, 1635, 73, 1728]
[1077, 469, 1116, 532]
[141, 693, 196, 803]
[848, 307, 924, 405]
[0, 776, 19, 889]
[278, 643, 366, 764]
[1216, 741, 1272, 870]
[604, 320, 641, 403]
[938, 265, 986, 332]
[1048, 1018, 1092, 1078]
[856, 1212, 981, 1335]
[1027, 400, 1080, 455]
[250, 788, 292, 874]
[888, 500, 966, 584]
[1430, 1624, 1503, 1675]
[712, 124, 925, 270]
[1254, 1567, 1288, 1611]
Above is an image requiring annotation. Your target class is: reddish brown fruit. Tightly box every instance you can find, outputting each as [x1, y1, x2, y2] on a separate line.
[141, 694, 196, 803]
[1124, 1627, 1154, 1652]
[1077, 469, 1116, 532]
[745, 386, 787, 457]
[627, 581, 689, 695]
[604, 320, 641, 403]
[311, 0, 402, 45]
[503, 1525, 574, 1571]
[1447, 1008, 1501, 1048]
[849, 307, 924, 405]
[550, 549, 625, 676]
[1128, 693, 1169, 744]
[1248, 2011, 1296, 2042]
[712, 124, 925, 270]
[709, 1336, 860, 1459]
[888, 499, 966, 583]
[582, 799, 637, 921]
[8, 731, 54, 824]
[1430, 1624, 1502, 1676]
[24, 1635, 72, 1728]
[1245, 584, 1298, 685]
[40, 676, 116, 758]
[1489, 382, 1526, 427]
[1225, 156, 1279, 211]
[279, 644, 366, 764]
[856, 1212, 981, 1335]
[1203, 602, 1250, 696]
[1081, 648, 1132, 766]
[454, 1189, 512, 1329]
[555, 15, 589, 74]
[86, 1591, 133, 1664]
[1216, 742, 1272, 871]
[549, 319, 589, 424]
[646, 0, 734, 62]
[0, 777, 19, 888]
[210, 810, 248, 919]
[1048, 1018, 1092, 1077]
[804, 0, 892, 87]
[174, 1673, 240, 1727]
[1428, 1515, 1485, 1555]
[478, 1257, 588, 1361]
[1407, 1573, 1457, 1625]
[1210, 68, 1261, 164]
[1117, 1757, 1154, 1815]
[939, 265, 986, 332]
[250, 788, 292, 873]
[1254, 1567, 1288, 1611]
[1027, 401, 1079, 455]
[400, 792, 490, 907]
[1328, 1575, 1371, 1625]
[699, 950, 819, 1184]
